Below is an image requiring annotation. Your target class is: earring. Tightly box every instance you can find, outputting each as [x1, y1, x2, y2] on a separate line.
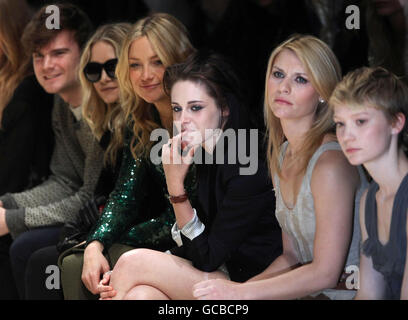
[318, 97, 325, 104]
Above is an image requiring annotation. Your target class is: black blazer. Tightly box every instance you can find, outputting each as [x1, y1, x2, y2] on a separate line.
[171, 148, 282, 282]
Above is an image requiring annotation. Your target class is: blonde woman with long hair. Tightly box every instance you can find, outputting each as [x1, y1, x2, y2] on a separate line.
[0, 0, 53, 195]
[193, 35, 367, 300]
[60, 13, 196, 300]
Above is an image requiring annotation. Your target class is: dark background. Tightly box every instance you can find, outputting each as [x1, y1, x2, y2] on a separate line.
[25, 0, 370, 129]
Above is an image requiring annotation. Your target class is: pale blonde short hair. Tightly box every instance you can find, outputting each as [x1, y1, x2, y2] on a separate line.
[330, 66, 408, 150]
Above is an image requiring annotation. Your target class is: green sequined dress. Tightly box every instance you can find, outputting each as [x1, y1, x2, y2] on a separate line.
[87, 133, 196, 251]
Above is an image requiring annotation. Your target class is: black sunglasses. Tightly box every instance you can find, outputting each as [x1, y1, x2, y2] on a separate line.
[84, 58, 118, 83]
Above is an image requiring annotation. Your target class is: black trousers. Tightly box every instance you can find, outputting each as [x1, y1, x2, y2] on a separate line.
[0, 235, 19, 299]
[25, 245, 63, 300]
[0, 227, 62, 299]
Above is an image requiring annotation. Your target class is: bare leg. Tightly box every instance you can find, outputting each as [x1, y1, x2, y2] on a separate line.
[123, 285, 169, 300]
[109, 248, 228, 300]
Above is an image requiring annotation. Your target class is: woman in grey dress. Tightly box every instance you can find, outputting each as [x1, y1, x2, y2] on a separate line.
[331, 66, 408, 300]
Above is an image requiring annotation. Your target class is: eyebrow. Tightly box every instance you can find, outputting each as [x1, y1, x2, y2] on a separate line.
[34, 48, 70, 55]
[53, 48, 70, 52]
[272, 65, 308, 76]
[171, 100, 205, 105]
[129, 54, 160, 61]
[334, 111, 371, 119]
[352, 111, 370, 116]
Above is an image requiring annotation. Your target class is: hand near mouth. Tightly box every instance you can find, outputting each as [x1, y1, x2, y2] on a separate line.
[162, 133, 199, 193]
[180, 130, 202, 151]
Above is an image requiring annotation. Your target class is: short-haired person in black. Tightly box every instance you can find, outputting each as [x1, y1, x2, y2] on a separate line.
[98, 52, 282, 300]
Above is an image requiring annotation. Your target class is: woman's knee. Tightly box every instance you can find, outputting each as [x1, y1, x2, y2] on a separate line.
[113, 248, 156, 273]
[123, 285, 168, 300]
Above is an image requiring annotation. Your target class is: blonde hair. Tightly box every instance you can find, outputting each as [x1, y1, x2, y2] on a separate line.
[330, 66, 408, 151]
[264, 34, 342, 178]
[116, 13, 195, 159]
[79, 22, 131, 165]
[0, 0, 32, 126]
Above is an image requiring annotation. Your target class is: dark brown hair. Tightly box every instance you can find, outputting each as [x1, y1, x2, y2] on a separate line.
[163, 51, 246, 130]
[22, 3, 93, 56]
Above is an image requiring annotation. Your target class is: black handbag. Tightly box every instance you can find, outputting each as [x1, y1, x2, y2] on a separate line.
[56, 195, 107, 254]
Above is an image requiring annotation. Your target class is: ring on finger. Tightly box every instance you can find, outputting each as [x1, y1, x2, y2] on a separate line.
[104, 270, 113, 277]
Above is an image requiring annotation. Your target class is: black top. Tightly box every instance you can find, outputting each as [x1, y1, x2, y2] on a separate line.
[362, 173, 408, 299]
[93, 130, 122, 198]
[0, 75, 54, 195]
[170, 94, 282, 282]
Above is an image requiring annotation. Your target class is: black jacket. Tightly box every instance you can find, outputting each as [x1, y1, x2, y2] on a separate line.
[170, 94, 282, 282]
[0, 75, 54, 195]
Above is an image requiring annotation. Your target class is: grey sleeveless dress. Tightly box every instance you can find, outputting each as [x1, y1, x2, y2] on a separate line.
[274, 141, 368, 300]
[362, 173, 408, 299]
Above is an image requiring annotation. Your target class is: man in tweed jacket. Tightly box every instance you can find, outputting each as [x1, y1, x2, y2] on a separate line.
[0, 4, 103, 299]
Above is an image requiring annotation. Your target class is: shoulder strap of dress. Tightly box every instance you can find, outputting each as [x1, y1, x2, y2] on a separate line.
[391, 173, 408, 247]
[274, 141, 289, 187]
[305, 141, 342, 178]
[364, 180, 379, 239]
[278, 141, 289, 169]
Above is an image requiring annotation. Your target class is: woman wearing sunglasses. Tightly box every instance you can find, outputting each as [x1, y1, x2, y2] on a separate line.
[80, 23, 128, 167]
[21, 22, 131, 300]
[60, 13, 197, 300]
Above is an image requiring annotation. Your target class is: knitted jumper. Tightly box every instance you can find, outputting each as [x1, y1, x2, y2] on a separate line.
[2, 95, 104, 239]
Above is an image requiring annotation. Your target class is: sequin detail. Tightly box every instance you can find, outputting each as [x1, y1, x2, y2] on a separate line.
[87, 134, 197, 250]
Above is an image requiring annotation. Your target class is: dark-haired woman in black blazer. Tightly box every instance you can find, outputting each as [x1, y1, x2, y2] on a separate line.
[97, 52, 282, 300]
